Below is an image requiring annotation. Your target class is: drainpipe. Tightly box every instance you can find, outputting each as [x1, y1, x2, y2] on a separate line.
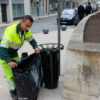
[70, 0, 73, 8]
[45, 0, 48, 15]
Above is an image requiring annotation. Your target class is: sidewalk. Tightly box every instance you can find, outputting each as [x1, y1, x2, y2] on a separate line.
[0, 28, 74, 100]
[0, 13, 57, 28]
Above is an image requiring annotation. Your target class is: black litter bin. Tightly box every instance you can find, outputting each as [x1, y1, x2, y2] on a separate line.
[38, 43, 64, 89]
[12, 53, 42, 100]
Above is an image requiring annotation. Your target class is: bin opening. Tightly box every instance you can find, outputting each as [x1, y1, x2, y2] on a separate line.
[38, 43, 64, 51]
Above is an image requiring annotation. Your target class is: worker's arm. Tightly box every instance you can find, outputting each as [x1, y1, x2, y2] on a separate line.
[0, 27, 13, 63]
[30, 39, 40, 54]
[0, 47, 12, 63]
[0, 27, 18, 68]
[26, 31, 40, 54]
[30, 38, 38, 49]
[8, 62, 17, 68]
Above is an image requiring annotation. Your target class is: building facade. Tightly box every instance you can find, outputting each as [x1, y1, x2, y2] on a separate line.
[0, 0, 25, 23]
[0, 0, 47, 24]
[30, 0, 46, 17]
[12, 0, 24, 20]
[0, 0, 97, 24]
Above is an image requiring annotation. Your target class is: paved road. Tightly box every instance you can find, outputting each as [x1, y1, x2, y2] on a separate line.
[0, 15, 75, 34]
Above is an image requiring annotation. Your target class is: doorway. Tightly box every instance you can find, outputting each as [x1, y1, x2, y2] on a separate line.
[1, 4, 7, 22]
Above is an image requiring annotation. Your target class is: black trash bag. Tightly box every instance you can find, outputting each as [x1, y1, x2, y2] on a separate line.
[12, 53, 42, 100]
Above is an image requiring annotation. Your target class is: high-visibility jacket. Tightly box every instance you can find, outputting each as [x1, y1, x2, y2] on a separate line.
[0, 23, 37, 63]
[0, 35, 1, 40]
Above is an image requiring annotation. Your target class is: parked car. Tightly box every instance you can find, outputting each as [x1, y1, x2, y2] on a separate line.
[60, 9, 77, 25]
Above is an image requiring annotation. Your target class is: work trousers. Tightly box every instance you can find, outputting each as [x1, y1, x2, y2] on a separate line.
[0, 57, 20, 91]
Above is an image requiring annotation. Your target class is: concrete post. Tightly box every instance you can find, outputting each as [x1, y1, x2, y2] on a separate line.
[0, 4, 2, 23]
[24, 0, 30, 15]
[7, 0, 13, 22]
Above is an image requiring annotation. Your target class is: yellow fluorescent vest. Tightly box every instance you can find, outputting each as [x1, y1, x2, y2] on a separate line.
[0, 24, 33, 49]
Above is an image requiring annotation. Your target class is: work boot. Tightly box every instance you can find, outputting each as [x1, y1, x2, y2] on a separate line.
[10, 89, 18, 100]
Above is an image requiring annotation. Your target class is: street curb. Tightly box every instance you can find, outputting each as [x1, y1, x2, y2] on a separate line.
[34, 13, 57, 20]
[0, 13, 57, 28]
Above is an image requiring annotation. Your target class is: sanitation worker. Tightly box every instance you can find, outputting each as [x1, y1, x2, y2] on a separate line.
[0, 15, 40, 100]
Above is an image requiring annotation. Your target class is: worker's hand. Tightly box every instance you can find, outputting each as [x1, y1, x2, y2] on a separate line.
[8, 62, 18, 68]
[35, 48, 40, 54]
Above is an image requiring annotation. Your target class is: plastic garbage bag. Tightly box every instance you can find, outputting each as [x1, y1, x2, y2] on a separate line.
[12, 53, 42, 100]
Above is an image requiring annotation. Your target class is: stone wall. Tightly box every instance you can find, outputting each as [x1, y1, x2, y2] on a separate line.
[63, 11, 100, 100]
[63, 50, 100, 100]
[84, 12, 100, 43]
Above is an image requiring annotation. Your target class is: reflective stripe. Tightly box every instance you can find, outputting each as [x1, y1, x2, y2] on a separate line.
[7, 81, 14, 85]
[28, 38, 33, 42]
[0, 44, 9, 48]
[9, 46, 20, 49]
[8, 80, 15, 91]
[0, 43, 20, 49]
[9, 86, 15, 91]
[2, 38, 22, 46]
[0, 36, 2, 40]
[25, 35, 33, 42]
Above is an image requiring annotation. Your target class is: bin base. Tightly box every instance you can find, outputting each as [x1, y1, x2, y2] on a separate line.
[45, 83, 58, 89]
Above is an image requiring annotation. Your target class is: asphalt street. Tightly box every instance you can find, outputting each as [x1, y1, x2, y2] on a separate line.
[0, 15, 75, 34]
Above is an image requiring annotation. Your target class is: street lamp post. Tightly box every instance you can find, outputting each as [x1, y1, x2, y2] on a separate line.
[57, 0, 61, 46]
[42, 0, 66, 75]
[57, 0, 61, 75]
[57, 0, 67, 75]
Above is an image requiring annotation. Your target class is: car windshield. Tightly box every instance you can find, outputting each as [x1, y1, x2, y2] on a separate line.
[62, 9, 74, 15]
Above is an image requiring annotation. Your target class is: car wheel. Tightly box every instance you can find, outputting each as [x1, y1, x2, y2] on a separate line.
[73, 19, 77, 26]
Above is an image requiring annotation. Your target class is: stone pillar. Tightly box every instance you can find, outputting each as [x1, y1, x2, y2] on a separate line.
[6, 0, 13, 22]
[63, 12, 100, 100]
[0, 4, 2, 23]
[24, 0, 30, 15]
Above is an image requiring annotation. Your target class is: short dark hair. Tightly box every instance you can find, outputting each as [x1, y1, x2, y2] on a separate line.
[22, 15, 34, 22]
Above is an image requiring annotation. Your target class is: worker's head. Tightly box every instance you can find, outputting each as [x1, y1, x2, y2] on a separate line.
[20, 15, 34, 32]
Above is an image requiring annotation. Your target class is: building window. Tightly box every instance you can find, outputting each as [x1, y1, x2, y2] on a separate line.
[13, 4, 24, 20]
[49, 0, 57, 13]
[30, 0, 45, 17]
